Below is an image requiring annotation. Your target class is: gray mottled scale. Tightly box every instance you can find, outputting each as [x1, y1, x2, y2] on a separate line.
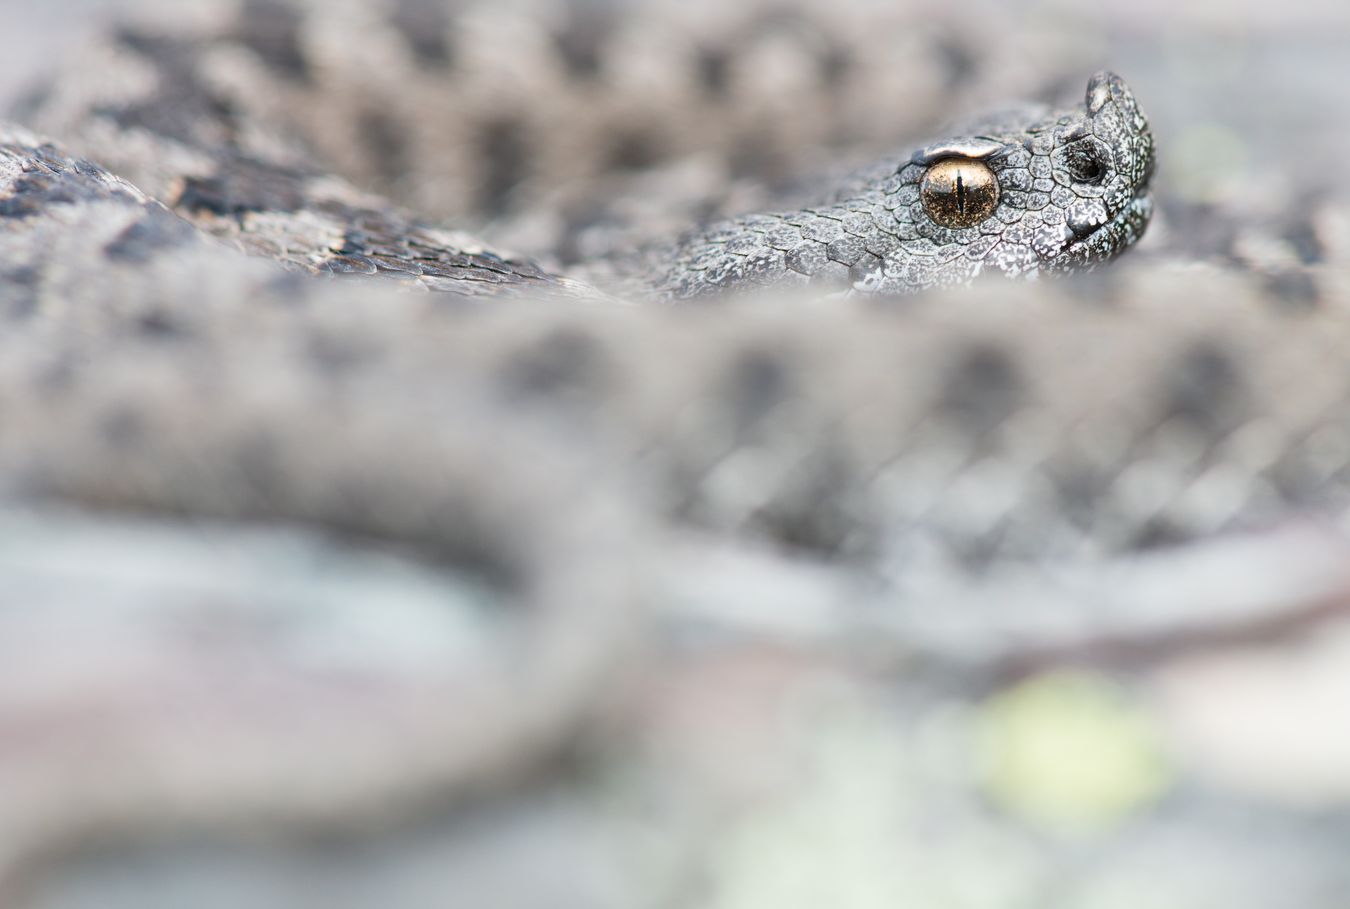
[649, 72, 1154, 300]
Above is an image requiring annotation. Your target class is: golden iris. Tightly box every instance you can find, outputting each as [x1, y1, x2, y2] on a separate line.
[920, 158, 999, 228]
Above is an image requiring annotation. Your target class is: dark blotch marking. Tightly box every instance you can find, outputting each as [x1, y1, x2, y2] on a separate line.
[235, 0, 311, 82]
[106, 30, 238, 145]
[747, 446, 857, 557]
[136, 310, 189, 340]
[359, 108, 410, 188]
[114, 27, 170, 58]
[9, 82, 53, 124]
[1128, 517, 1193, 552]
[95, 92, 236, 147]
[939, 344, 1024, 433]
[1264, 270, 1320, 310]
[818, 44, 853, 92]
[2, 266, 40, 293]
[936, 37, 976, 88]
[104, 216, 196, 264]
[0, 152, 144, 220]
[1047, 466, 1108, 534]
[173, 159, 310, 215]
[1284, 218, 1324, 265]
[553, 200, 610, 266]
[1162, 341, 1245, 433]
[1158, 198, 1236, 262]
[551, 0, 617, 79]
[0, 173, 70, 219]
[727, 348, 793, 432]
[606, 131, 662, 172]
[390, 0, 454, 66]
[698, 46, 731, 98]
[502, 329, 607, 404]
[476, 118, 530, 215]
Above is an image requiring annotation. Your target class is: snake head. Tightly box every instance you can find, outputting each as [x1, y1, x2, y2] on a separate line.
[1039, 71, 1156, 273]
[656, 72, 1155, 299]
[867, 71, 1156, 291]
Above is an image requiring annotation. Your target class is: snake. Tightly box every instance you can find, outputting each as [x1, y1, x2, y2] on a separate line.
[648, 70, 1154, 298]
[2, 1, 1349, 905]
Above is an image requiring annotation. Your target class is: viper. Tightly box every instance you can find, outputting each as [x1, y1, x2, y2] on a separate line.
[0, 2, 1346, 905]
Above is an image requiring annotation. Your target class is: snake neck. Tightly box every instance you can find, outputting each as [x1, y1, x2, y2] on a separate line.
[651, 187, 923, 300]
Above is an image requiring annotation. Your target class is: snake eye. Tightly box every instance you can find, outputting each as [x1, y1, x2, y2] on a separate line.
[920, 158, 999, 228]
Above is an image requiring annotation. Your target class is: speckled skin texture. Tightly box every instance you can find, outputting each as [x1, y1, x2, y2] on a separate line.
[11, 0, 1136, 297]
[3, 1, 1350, 907]
[12, 4, 1154, 299]
[653, 72, 1154, 298]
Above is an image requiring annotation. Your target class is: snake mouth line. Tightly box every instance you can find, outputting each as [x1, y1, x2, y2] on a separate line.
[1051, 193, 1154, 268]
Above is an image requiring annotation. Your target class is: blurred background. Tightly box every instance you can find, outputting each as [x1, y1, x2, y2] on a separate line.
[6, 0, 1350, 209]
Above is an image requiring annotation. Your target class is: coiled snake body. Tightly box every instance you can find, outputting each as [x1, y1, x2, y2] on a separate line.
[1, 1, 1349, 905]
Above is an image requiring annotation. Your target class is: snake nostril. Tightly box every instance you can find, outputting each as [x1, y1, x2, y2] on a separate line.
[1068, 150, 1108, 186]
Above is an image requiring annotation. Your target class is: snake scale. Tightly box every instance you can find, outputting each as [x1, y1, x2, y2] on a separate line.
[2, 0, 1350, 905]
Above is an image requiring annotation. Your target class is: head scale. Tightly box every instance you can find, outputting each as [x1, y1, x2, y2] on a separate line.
[657, 72, 1155, 299]
[877, 70, 1155, 291]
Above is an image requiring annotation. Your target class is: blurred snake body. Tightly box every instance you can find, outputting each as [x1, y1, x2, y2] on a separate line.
[1, 4, 1349, 894]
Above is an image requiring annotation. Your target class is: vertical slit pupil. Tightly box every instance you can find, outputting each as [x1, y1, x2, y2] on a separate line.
[956, 172, 966, 214]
